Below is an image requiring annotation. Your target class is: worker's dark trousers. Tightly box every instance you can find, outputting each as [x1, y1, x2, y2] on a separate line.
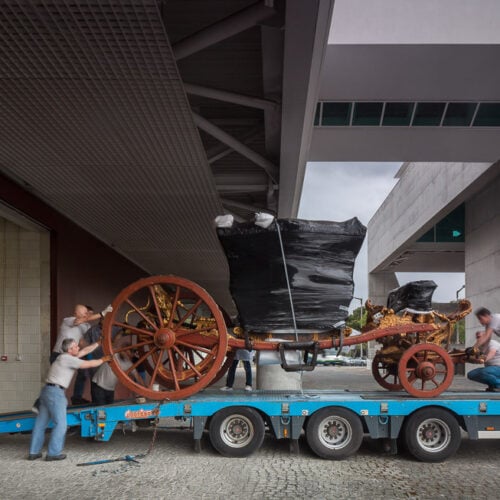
[226, 360, 252, 387]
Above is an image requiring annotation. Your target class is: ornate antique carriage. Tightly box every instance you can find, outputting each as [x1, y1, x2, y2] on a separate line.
[101, 217, 471, 400]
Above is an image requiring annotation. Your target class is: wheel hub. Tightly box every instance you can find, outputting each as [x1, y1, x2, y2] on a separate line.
[416, 361, 436, 380]
[154, 328, 176, 349]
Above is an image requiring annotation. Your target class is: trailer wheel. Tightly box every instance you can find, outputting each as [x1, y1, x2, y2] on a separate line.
[403, 408, 461, 462]
[306, 407, 363, 460]
[209, 407, 265, 457]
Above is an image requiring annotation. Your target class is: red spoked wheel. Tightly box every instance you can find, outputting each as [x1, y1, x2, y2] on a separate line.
[398, 344, 454, 398]
[102, 275, 228, 400]
[372, 353, 403, 391]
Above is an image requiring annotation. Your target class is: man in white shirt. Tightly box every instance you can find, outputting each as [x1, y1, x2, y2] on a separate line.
[468, 330, 500, 392]
[473, 307, 500, 349]
[28, 338, 111, 461]
[91, 352, 133, 406]
[50, 303, 112, 404]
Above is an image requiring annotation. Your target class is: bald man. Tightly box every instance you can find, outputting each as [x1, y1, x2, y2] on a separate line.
[50, 303, 112, 405]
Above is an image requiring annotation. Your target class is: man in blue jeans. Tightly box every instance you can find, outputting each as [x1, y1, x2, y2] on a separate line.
[467, 330, 500, 392]
[28, 338, 111, 461]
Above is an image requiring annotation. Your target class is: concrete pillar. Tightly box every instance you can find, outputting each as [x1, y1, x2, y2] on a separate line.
[464, 171, 500, 350]
[367, 272, 398, 358]
[256, 344, 302, 390]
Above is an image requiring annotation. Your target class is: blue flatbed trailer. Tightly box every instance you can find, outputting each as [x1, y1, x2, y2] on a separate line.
[2, 389, 500, 462]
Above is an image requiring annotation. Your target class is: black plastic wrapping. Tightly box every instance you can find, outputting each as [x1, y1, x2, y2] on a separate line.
[217, 218, 366, 332]
[386, 280, 437, 313]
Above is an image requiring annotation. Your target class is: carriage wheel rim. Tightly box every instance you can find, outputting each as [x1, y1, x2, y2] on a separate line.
[416, 418, 452, 453]
[102, 275, 228, 400]
[372, 353, 403, 390]
[220, 414, 255, 448]
[316, 415, 353, 450]
[398, 343, 454, 397]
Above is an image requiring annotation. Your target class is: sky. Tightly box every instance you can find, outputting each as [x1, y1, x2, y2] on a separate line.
[298, 162, 465, 309]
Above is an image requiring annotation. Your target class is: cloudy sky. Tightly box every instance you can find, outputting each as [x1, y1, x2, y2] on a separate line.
[298, 162, 465, 308]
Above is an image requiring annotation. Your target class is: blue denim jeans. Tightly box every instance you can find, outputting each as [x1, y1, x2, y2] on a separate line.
[226, 359, 252, 387]
[467, 365, 500, 388]
[29, 385, 68, 456]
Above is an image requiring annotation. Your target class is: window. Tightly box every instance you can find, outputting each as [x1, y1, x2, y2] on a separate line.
[417, 204, 465, 243]
[473, 103, 500, 126]
[321, 102, 352, 126]
[352, 102, 383, 126]
[412, 102, 446, 126]
[382, 102, 414, 126]
[442, 103, 477, 126]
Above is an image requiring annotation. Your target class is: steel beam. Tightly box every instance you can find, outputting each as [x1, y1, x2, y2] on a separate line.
[185, 83, 277, 111]
[216, 184, 269, 193]
[207, 127, 262, 164]
[221, 198, 273, 214]
[173, 1, 276, 60]
[193, 112, 278, 181]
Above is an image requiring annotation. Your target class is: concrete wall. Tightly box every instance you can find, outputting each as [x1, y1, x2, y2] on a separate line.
[0, 218, 50, 411]
[368, 163, 492, 273]
[330, 0, 500, 44]
[0, 175, 147, 410]
[0, 174, 146, 349]
[464, 171, 500, 346]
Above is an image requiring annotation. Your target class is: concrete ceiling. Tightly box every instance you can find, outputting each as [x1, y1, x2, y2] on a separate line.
[0, 0, 332, 311]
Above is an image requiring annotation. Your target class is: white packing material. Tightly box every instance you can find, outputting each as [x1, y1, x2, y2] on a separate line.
[254, 212, 274, 228]
[214, 214, 234, 228]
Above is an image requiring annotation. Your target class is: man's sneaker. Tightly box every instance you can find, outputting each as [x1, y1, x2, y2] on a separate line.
[220, 386, 233, 391]
[245, 385, 252, 392]
[27, 452, 42, 461]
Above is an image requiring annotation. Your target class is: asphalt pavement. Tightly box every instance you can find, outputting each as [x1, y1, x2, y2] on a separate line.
[1, 366, 498, 500]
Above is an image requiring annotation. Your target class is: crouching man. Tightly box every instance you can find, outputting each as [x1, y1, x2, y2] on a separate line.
[467, 331, 500, 392]
[28, 338, 111, 461]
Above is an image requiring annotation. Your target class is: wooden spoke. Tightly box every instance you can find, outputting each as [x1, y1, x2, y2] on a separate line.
[102, 275, 228, 400]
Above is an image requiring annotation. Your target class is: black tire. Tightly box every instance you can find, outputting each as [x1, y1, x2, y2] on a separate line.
[306, 407, 363, 459]
[403, 408, 461, 462]
[209, 406, 265, 457]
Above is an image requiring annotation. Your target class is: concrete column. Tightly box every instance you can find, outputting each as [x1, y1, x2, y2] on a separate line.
[464, 171, 500, 349]
[256, 347, 302, 391]
[367, 272, 398, 358]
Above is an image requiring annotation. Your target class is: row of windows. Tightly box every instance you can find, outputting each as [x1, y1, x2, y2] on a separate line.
[314, 102, 500, 127]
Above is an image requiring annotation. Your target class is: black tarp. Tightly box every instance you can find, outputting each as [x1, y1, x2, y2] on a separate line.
[216, 217, 366, 332]
[386, 280, 437, 312]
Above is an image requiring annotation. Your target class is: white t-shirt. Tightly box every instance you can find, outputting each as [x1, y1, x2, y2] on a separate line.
[46, 353, 84, 388]
[484, 339, 500, 367]
[92, 354, 132, 391]
[489, 314, 500, 337]
[53, 317, 90, 353]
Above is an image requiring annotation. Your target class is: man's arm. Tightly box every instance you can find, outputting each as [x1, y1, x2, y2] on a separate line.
[80, 356, 112, 370]
[475, 328, 493, 349]
[483, 345, 498, 363]
[78, 341, 100, 358]
[75, 305, 113, 325]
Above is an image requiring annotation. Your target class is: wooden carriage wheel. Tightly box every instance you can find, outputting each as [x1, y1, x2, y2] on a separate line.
[371, 353, 403, 391]
[102, 275, 228, 400]
[398, 343, 454, 398]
